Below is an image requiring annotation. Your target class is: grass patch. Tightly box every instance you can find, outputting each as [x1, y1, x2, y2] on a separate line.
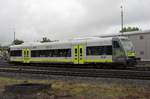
[0, 77, 150, 99]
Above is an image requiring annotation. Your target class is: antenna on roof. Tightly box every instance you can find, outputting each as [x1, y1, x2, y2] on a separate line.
[14, 31, 16, 41]
[121, 5, 124, 35]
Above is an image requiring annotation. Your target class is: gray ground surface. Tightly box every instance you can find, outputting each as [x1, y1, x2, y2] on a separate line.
[0, 59, 150, 87]
[0, 72, 150, 87]
[0, 59, 150, 99]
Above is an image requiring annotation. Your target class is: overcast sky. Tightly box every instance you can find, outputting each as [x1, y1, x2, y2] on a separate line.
[0, 0, 150, 45]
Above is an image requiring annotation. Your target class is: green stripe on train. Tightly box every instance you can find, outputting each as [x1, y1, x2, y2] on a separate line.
[30, 58, 73, 63]
[10, 59, 23, 62]
[85, 59, 113, 63]
[11, 58, 72, 63]
[11, 58, 113, 63]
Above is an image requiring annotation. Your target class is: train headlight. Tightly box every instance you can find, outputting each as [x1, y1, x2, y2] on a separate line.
[127, 51, 136, 57]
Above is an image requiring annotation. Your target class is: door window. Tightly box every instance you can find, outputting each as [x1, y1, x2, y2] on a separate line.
[80, 48, 82, 56]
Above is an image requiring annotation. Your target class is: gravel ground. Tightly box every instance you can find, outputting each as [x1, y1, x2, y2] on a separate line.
[0, 59, 150, 87]
[0, 72, 150, 87]
[1, 56, 150, 98]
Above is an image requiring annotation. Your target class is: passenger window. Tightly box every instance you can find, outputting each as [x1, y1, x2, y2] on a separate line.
[86, 46, 104, 55]
[66, 49, 71, 57]
[31, 49, 71, 57]
[10, 50, 22, 56]
[105, 46, 112, 55]
[113, 41, 120, 48]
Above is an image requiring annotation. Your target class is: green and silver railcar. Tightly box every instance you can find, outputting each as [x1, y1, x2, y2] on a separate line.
[9, 36, 138, 66]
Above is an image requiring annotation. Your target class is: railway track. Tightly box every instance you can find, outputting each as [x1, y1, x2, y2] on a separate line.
[1, 63, 150, 71]
[0, 60, 150, 80]
[0, 65, 150, 80]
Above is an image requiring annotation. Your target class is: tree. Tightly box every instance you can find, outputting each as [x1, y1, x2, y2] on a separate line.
[12, 39, 24, 45]
[120, 26, 140, 33]
[40, 37, 52, 43]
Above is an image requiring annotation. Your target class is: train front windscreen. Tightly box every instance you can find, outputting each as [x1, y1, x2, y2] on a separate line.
[120, 38, 136, 57]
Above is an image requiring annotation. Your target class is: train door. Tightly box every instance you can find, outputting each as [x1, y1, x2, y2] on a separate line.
[22, 48, 31, 63]
[79, 45, 84, 64]
[73, 45, 78, 64]
[73, 45, 84, 64]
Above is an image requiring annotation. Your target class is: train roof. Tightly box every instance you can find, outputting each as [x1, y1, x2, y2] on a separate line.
[10, 41, 70, 48]
[10, 36, 128, 49]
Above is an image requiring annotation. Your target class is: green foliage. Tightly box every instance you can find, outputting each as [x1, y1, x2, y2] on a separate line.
[120, 26, 140, 33]
[40, 37, 52, 43]
[12, 39, 24, 45]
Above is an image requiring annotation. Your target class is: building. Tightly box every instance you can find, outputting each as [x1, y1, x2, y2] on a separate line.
[99, 30, 150, 61]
